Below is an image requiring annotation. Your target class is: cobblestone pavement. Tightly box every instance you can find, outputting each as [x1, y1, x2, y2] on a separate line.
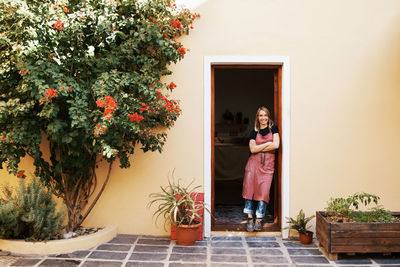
[1, 235, 400, 267]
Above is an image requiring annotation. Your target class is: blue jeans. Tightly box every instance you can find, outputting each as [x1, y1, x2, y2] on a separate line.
[243, 199, 267, 218]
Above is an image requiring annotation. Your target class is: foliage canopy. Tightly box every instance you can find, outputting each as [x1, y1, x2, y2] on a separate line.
[0, 0, 198, 230]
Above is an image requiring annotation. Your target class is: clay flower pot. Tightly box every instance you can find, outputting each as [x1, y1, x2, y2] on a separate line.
[299, 230, 313, 244]
[176, 223, 202, 246]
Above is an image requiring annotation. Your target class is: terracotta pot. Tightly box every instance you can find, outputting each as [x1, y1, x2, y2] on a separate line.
[175, 223, 201, 246]
[299, 231, 313, 244]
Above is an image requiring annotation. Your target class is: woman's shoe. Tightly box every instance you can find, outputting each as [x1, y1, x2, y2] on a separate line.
[255, 218, 263, 231]
[246, 218, 255, 232]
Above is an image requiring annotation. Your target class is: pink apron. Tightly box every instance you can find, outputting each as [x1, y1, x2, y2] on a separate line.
[242, 132, 275, 203]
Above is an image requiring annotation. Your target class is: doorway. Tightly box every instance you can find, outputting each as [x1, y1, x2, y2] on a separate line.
[211, 65, 282, 231]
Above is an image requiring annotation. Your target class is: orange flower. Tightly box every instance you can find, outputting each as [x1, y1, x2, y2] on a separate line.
[63, 5, 68, 12]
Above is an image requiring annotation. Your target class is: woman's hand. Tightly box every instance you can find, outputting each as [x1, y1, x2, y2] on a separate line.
[249, 140, 272, 153]
[262, 133, 280, 152]
[249, 133, 280, 153]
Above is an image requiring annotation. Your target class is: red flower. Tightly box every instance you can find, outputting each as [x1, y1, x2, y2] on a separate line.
[170, 20, 182, 29]
[52, 20, 64, 31]
[96, 96, 118, 120]
[150, 83, 154, 87]
[163, 32, 168, 38]
[82, 16, 86, 20]
[169, 82, 177, 90]
[41, 88, 58, 103]
[17, 171, 24, 178]
[96, 100, 106, 107]
[128, 113, 144, 123]
[177, 47, 186, 56]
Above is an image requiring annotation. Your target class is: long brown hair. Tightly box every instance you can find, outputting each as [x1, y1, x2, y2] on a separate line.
[254, 106, 274, 131]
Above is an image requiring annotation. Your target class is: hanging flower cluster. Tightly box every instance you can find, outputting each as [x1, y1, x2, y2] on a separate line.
[16, 171, 25, 178]
[169, 82, 177, 90]
[157, 92, 180, 113]
[170, 20, 182, 29]
[52, 20, 64, 31]
[39, 88, 58, 103]
[94, 123, 107, 137]
[96, 96, 118, 120]
[128, 113, 144, 123]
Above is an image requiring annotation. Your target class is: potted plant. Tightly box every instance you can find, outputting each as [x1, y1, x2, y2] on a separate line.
[148, 174, 207, 246]
[284, 209, 315, 244]
[316, 192, 400, 260]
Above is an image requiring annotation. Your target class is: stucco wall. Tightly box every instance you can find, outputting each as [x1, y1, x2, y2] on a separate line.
[1, 0, 400, 235]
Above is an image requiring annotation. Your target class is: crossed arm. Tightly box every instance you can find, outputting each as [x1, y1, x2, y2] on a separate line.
[249, 133, 280, 154]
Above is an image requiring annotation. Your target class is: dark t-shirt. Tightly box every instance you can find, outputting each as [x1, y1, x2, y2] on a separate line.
[249, 125, 279, 140]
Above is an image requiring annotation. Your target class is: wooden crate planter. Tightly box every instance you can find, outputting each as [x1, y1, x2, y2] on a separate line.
[316, 211, 400, 260]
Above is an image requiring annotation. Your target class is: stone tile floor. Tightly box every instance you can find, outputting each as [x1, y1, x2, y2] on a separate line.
[1, 235, 400, 267]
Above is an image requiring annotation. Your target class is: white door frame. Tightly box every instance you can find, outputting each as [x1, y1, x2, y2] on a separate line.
[203, 56, 290, 238]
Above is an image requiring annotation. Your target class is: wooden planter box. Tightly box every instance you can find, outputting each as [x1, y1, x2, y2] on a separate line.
[316, 211, 400, 259]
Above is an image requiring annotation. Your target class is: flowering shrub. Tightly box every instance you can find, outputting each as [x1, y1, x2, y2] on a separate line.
[0, 0, 198, 231]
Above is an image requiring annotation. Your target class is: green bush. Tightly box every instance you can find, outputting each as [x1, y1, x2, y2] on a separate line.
[325, 192, 396, 223]
[0, 178, 65, 241]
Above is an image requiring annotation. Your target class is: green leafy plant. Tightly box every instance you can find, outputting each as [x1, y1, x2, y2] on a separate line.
[284, 209, 315, 234]
[0, 177, 65, 241]
[0, 0, 198, 231]
[325, 192, 396, 222]
[148, 171, 206, 228]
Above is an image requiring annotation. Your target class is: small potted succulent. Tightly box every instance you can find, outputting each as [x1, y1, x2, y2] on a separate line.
[148, 173, 207, 246]
[284, 209, 315, 244]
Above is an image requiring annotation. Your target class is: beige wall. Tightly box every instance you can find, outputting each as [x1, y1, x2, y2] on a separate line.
[1, 0, 400, 235]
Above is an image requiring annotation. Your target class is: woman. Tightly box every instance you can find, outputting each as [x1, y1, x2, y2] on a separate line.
[242, 107, 280, 232]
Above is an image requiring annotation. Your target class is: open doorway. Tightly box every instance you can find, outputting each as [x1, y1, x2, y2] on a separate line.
[211, 65, 282, 231]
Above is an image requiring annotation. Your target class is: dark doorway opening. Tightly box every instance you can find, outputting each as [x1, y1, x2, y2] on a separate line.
[211, 65, 282, 231]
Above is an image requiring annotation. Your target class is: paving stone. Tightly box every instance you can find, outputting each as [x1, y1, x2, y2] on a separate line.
[377, 265, 400, 267]
[97, 244, 131, 251]
[254, 265, 292, 267]
[141, 235, 170, 240]
[291, 256, 330, 264]
[172, 246, 207, 254]
[133, 245, 169, 253]
[335, 259, 372, 264]
[209, 264, 248, 267]
[192, 241, 208, 246]
[283, 241, 316, 248]
[211, 236, 243, 241]
[108, 235, 138, 244]
[88, 251, 127, 260]
[211, 248, 246, 255]
[287, 248, 323, 255]
[169, 253, 207, 262]
[247, 241, 280, 248]
[168, 263, 207, 267]
[252, 255, 289, 263]
[126, 262, 164, 267]
[130, 253, 167, 261]
[54, 250, 91, 258]
[137, 238, 171, 245]
[10, 258, 42, 266]
[210, 255, 247, 262]
[39, 259, 81, 266]
[245, 236, 276, 241]
[211, 241, 243, 247]
[81, 261, 123, 267]
[373, 258, 400, 264]
[295, 265, 333, 267]
[249, 248, 283, 255]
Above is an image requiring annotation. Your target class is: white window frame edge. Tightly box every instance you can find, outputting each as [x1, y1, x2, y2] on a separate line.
[203, 56, 290, 238]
